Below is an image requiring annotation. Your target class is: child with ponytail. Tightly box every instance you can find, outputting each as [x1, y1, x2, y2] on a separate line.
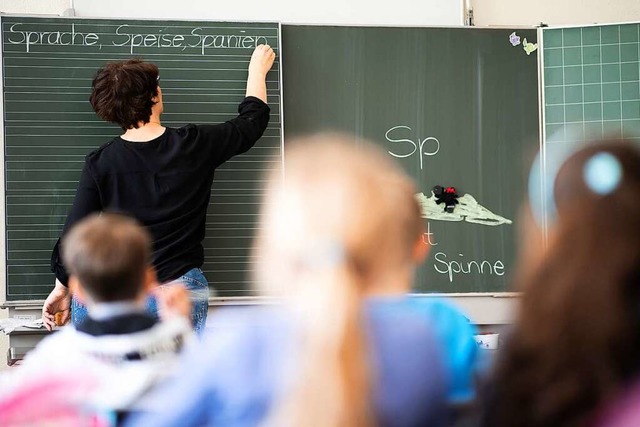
[125, 135, 478, 427]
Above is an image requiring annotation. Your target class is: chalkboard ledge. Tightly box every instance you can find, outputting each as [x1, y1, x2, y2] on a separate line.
[1, 300, 45, 308]
[3, 294, 519, 325]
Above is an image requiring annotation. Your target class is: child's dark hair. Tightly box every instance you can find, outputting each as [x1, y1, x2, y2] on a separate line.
[89, 59, 159, 130]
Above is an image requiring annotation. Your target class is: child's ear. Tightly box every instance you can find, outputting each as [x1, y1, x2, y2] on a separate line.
[412, 233, 430, 264]
[143, 267, 158, 293]
[69, 275, 87, 304]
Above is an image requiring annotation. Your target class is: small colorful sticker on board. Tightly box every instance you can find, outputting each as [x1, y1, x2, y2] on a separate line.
[523, 38, 538, 55]
[509, 32, 538, 56]
[509, 32, 521, 46]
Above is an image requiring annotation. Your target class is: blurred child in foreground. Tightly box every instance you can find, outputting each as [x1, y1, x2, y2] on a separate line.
[481, 140, 640, 427]
[125, 135, 480, 427]
[0, 213, 194, 425]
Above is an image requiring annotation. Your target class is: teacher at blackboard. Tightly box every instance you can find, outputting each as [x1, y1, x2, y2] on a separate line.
[42, 44, 276, 334]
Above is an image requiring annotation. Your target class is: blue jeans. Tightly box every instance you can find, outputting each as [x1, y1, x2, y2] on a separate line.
[72, 267, 210, 334]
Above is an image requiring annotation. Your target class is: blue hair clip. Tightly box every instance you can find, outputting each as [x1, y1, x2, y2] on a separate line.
[583, 152, 622, 195]
[529, 147, 625, 229]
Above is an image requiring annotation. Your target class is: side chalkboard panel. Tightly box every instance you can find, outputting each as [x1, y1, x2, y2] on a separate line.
[282, 25, 540, 293]
[2, 16, 281, 300]
[541, 24, 640, 145]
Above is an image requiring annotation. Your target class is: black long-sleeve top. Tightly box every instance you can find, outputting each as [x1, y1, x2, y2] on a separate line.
[51, 96, 270, 286]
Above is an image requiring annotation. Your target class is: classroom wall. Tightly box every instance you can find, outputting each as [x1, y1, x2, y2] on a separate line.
[5, 0, 639, 27]
[5, 0, 472, 25]
[0, 0, 70, 15]
[473, 0, 640, 27]
[0, 0, 466, 26]
[73, 0, 464, 26]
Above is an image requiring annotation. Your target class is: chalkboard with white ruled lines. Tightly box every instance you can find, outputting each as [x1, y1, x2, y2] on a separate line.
[2, 16, 281, 300]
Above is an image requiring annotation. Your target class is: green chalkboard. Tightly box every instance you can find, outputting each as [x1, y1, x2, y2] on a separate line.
[282, 25, 540, 293]
[542, 24, 640, 144]
[540, 24, 640, 238]
[2, 16, 281, 300]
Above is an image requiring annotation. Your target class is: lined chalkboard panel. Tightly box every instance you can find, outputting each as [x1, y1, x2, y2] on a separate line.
[2, 16, 281, 300]
[542, 23, 640, 144]
[282, 25, 540, 293]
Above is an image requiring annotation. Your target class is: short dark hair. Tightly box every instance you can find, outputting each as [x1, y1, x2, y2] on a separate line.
[89, 59, 159, 130]
[62, 213, 152, 302]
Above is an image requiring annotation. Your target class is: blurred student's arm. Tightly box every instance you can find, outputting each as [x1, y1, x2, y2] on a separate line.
[123, 341, 217, 427]
[124, 311, 250, 426]
[407, 297, 482, 403]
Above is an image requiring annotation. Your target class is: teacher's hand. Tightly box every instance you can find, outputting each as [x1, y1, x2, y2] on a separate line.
[249, 44, 276, 78]
[246, 44, 276, 103]
[42, 279, 71, 331]
[154, 284, 192, 324]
